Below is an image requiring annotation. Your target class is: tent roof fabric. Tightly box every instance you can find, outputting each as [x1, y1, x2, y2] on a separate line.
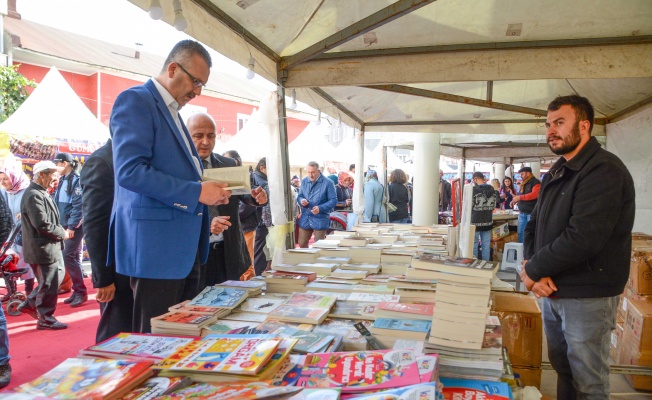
[124, 0, 652, 151]
[0, 66, 109, 142]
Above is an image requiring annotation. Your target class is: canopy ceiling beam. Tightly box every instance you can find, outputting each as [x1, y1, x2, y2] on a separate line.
[312, 35, 652, 61]
[607, 96, 652, 123]
[280, 0, 436, 70]
[363, 84, 548, 117]
[311, 87, 365, 127]
[366, 119, 544, 126]
[191, 0, 280, 62]
[285, 43, 652, 87]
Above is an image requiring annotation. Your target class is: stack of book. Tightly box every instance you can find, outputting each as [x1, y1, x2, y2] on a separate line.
[263, 270, 315, 293]
[328, 300, 377, 320]
[215, 280, 265, 296]
[373, 301, 434, 321]
[282, 249, 322, 265]
[151, 312, 219, 336]
[348, 247, 382, 263]
[79, 332, 198, 362]
[387, 276, 438, 304]
[409, 253, 498, 351]
[167, 301, 232, 318]
[311, 239, 341, 249]
[293, 262, 339, 276]
[187, 286, 250, 310]
[11, 358, 154, 399]
[340, 262, 381, 275]
[266, 292, 337, 325]
[369, 317, 432, 348]
[338, 237, 371, 247]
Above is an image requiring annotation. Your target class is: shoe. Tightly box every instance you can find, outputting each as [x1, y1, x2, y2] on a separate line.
[0, 295, 10, 303]
[63, 294, 77, 304]
[70, 295, 88, 308]
[17, 301, 38, 320]
[36, 320, 68, 330]
[58, 288, 72, 296]
[0, 363, 11, 389]
[82, 271, 89, 278]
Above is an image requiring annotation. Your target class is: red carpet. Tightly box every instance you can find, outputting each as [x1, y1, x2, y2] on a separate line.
[2, 277, 100, 392]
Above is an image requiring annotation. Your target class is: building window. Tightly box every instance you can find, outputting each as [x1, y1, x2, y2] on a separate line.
[237, 113, 250, 132]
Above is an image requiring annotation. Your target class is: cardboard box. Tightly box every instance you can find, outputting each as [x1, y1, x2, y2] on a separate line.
[513, 366, 542, 389]
[618, 341, 652, 390]
[490, 292, 542, 368]
[491, 232, 519, 261]
[617, 286, 652, 324]
[624, 298, 652, 352]
[491, 223, 509, 242]
[610, 322, 624, 362]
[629, 246, 652, 295]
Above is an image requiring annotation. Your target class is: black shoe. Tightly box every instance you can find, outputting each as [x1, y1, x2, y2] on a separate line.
[58, 288, 72, 296]
[17, 301, 38, 320]
[63, 294, 77, 304]
[36, 320, 68, 330]
[82, 272, 89, 278]
[0, 363, 11, 389]
[70, 295, 88, 308]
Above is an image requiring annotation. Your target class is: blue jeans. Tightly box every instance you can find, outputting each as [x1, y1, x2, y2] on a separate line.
[542, 296, 618, 399]
[473, 230, 491, 261]
[390, 218, 409, 224]
[517, 212, 530, 243]
[63, 226, 87, 296]
[0, 304, 9, 365]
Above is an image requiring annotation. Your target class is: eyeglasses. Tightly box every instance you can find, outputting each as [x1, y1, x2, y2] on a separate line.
[176, 63, 206, 88]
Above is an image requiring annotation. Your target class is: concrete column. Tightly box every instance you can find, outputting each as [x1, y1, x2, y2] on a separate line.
[413, 132, 440, 225]
[531, 161, 541, 179]
[493, 162, 505, 183]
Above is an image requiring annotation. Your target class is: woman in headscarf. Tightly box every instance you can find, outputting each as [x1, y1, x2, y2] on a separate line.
[363, 170, 386, 223]
[0, 162, 35, 297]
[334, 171, 353, 211]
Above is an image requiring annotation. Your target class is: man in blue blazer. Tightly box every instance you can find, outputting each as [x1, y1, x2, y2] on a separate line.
[108, 40, 232, 333]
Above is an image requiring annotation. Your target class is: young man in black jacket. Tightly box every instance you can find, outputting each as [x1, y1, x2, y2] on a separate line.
[520, 95, 635, 399]
[470, 172, 496, 261]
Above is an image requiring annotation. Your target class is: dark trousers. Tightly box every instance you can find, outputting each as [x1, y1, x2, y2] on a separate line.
[199, 242, 227, 287]
[63, 226, 87, 296]
[27, 258, 63, 324]
[253, 225, 269, 276]
[96, 272, 134, 343]
[130, 256, 201, 333]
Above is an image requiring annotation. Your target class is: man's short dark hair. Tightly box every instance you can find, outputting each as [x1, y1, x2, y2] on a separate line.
[547, 95, 594, 134]
[472, 171, 486, 180]
[349, 164, 355, 171]
[256, 157, 266, 172]
[163, 40, 212, 73]
[223, 150, 242, 166]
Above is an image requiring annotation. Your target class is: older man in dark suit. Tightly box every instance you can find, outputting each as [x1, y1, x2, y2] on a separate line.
[81, 139, 134, 343]
[187, 113, 267, 285]
[18, 161, 68, 330]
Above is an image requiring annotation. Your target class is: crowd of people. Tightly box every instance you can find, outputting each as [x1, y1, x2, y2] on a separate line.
[0, 39, 636, 398]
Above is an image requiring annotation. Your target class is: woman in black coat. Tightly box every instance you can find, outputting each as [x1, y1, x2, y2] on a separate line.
[387, 169, 410, 223]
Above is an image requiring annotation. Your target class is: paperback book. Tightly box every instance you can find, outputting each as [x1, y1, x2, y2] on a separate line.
[187, 286, 249, 309]
[79, 332, 197, 362]
[328, 301, 376, 320]
[370, 318, 432, 340]
[168, 301, 231, 317]
[374, 302, 434, 321]
[412, 254, 499, 279]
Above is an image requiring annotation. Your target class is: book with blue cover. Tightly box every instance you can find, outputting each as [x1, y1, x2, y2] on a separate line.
[440, 377, 513, 399]
[187, 286, 248, 309]
[369, 318, 432, 339]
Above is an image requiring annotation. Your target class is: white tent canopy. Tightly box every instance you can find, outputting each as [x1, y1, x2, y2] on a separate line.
[0, 66, 109, 143]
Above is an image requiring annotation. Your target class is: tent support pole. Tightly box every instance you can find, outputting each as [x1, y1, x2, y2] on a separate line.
[277, 71, 294, 250]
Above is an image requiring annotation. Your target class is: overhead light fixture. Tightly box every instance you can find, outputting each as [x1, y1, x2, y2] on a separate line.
[315, 109, 322, 126]
[172, 0, 188, 31]
[246, 57, 256, 80]
[288, 89, 297, 110]
[148, 0, 163, 20]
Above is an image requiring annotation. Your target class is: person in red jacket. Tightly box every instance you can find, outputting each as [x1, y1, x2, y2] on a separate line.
[511, 166, 540, 243]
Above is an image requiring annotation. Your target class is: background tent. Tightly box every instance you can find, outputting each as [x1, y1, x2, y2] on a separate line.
[0, 66, 109, 144]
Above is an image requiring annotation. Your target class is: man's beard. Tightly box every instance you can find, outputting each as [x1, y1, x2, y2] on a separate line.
[548, 121, 581, 156]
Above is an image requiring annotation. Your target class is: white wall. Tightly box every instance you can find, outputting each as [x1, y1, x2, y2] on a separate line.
[606, 103, 652, 234]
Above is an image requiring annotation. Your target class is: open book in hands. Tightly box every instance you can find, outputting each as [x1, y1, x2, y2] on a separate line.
[202, 165, 251, 195]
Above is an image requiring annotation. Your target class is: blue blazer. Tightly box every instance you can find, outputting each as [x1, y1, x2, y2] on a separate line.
[107, 79, 210, 279]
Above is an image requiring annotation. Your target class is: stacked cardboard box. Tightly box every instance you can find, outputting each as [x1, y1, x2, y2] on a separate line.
[490, 292, 542, 388]
[490, 232, 518, 262]
[612, 234, 652, 390]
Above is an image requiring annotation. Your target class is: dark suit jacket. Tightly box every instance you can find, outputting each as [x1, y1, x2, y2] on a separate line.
[440, 179, 452, 211]
[208, 154, 260, 280]
[20, 181, 66, 264]
[81, 139, 130, 289]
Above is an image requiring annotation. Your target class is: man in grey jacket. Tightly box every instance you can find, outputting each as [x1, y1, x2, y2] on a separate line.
[18, 161, 69, 330]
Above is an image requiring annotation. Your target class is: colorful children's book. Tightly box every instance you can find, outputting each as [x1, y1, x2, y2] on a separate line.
[269, 354, 307, 387]
[156, 382, 302, 400]
[439, 377, 513, 399]
[344, 382, 438, 400]
[168, 301, 231, 317]
[79, 332, 198, 361]
[270, 326, 335, 354]
[267, 292, 337, 324]
[122, 376, 192, 399]
[297, 349, 422, 393]
[156, 336, 282, 376]
[287, 388, 343, 400]
[187, 286, 248, 309]
[15, 358, 153, 399]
